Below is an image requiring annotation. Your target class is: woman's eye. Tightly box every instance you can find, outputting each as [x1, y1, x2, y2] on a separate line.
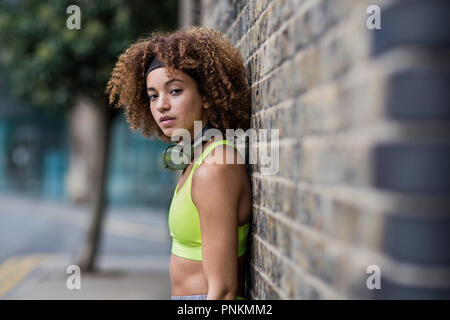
[149, 89, 181, 102]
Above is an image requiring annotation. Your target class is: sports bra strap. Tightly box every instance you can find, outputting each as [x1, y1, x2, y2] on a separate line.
[187, 139, 236, 180]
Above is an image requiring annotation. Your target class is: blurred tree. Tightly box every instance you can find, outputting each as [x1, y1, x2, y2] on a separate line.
[0, 0, 178, 271]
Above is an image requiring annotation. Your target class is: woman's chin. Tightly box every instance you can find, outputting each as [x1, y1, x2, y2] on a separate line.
[162, 127, 176, 138]
[161, 126, 191, 141]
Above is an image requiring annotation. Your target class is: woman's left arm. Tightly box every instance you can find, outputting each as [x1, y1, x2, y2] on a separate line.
[192, 156, 242, 300]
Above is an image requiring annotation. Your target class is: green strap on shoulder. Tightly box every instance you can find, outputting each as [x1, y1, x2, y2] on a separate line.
[195, 139, 236, 165]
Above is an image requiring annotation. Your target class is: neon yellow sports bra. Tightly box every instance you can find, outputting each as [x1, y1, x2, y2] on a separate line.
[168, 139, 250, 261]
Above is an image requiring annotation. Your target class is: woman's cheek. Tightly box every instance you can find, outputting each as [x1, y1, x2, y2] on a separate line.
[149, 106, 158, 123]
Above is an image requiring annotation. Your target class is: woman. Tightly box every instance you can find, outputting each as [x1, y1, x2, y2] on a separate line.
[106, 26, 252, 300]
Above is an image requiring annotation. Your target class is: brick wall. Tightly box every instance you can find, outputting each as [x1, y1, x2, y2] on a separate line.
[200, 0, 450, 299]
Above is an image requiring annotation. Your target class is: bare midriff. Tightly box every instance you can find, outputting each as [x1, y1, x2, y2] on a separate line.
[170, 252, 247, 297]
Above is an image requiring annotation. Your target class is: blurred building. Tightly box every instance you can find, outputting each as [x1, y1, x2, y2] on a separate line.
[0, 71, 67, 200]
[107, 115, 175, 208]
[0, 69, 175, 209]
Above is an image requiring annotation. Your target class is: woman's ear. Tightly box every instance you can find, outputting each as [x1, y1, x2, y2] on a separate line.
[202, 97, 209, 109]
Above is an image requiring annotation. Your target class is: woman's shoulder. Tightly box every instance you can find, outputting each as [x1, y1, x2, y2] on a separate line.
[191, 139, 248, 204]
[201, 138, 245, 167]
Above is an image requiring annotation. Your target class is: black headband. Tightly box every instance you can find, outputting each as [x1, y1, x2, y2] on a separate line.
[145, 57, 163, 79]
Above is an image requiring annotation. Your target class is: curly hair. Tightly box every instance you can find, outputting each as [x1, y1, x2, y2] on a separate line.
[106, 26, 251, 143]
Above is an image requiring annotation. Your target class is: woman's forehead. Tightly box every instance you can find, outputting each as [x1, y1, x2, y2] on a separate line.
[147, 68, 191, 87]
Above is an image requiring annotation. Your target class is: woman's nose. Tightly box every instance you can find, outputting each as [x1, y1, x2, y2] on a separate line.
[156, 94, 170, 112]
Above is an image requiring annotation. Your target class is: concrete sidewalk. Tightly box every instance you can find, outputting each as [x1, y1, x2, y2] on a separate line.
[0, 193, 173, 299]
[2, 253, 171, 300]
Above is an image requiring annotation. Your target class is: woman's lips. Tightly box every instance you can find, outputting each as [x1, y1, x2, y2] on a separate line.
[160, 118, 176, 126]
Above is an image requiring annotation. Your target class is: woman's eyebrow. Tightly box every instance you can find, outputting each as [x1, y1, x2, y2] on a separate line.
[147, 78, 184, 92]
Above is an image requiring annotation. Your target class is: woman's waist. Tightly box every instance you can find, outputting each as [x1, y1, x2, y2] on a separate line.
[170, 253, 247, 297]
[170, 253, 208, 295]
